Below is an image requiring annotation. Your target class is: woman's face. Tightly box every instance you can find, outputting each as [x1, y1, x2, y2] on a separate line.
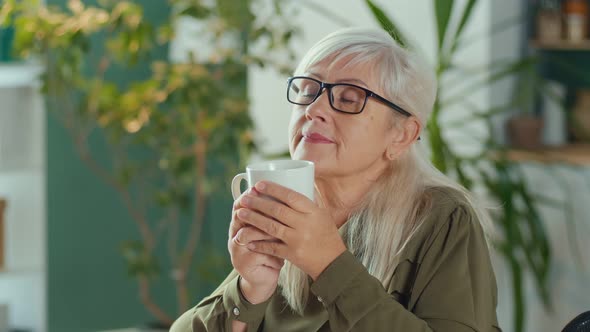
[288, 56, 410, 180]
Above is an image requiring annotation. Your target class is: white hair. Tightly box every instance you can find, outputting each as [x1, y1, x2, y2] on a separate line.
[279, 27, 493, 315]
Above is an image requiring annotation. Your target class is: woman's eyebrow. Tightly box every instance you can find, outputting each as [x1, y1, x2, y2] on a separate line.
[306, 72, 323, 80]
[339, 78, 368, 87]
[306, 72, 368, 88]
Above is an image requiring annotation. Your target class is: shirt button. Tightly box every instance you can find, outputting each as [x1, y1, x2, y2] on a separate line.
[233, 307, 240, 316]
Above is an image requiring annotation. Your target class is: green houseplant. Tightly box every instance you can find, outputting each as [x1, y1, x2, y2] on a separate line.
[1, 0, 297, 326]
[363, 1, 554, 331]
[505, 62, 546, 150]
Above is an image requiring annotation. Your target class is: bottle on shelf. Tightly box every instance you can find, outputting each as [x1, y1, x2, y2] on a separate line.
[542, 81, 567, 146]
[563, 0, 589, 42]
[537, 0, 563, 42]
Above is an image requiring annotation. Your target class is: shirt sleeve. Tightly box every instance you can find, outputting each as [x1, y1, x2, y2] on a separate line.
[309, 206, 501, 332]
[170, 270, 273, 332]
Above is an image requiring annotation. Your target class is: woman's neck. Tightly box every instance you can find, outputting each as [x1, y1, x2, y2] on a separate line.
[314, 174, 381, 228]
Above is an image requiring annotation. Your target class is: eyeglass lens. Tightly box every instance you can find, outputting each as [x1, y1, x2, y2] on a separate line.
[288, 77, 366, 114]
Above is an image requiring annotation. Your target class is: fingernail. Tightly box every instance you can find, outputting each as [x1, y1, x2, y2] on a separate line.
[247, 243, 256, 250]
[241, 197, 250, 205]
[255, 182, 266, 191]
[237, 209, 249, 218]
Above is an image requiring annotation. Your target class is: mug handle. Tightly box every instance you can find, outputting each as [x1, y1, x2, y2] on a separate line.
[231, 173, 248, 200]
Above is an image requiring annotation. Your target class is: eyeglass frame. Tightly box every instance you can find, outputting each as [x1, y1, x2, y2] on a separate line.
[286, 76, 414, 118]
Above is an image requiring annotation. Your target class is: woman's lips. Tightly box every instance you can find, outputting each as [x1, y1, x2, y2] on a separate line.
[302, 132, 334, 144]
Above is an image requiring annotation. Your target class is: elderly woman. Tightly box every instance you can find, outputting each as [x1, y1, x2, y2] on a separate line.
[171, 27, 501, 332]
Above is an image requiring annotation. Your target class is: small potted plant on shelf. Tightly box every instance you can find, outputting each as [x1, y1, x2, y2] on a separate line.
[506, 63, 545, 149]
[506, 114, 545, 149]
[571, 89, 590, 142]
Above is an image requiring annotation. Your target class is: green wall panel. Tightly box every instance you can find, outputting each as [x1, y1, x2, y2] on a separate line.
[47, 115, 154, 331]
[46, 1, 234, 331]
[540, 51, 590, 88]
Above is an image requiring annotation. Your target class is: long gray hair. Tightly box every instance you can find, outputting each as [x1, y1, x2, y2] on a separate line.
[278, 27, 493, 315]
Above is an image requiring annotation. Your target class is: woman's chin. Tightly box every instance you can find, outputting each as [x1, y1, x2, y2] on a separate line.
[291, 148, 324, 164]
[293, 152, 334, 176]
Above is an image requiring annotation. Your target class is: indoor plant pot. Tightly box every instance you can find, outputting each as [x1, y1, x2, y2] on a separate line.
[507, 114, 545, 149]
[571, 89, 590, 142]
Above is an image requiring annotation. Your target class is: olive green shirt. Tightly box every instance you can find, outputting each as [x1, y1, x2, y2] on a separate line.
[171, 188, 501, 331]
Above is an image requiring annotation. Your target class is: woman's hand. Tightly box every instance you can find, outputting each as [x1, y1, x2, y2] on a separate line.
[228, 189, 284, 304]
[237, 181, 347, 280]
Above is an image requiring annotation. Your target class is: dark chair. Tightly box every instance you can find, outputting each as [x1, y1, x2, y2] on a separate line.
[563, 311, 590, 332]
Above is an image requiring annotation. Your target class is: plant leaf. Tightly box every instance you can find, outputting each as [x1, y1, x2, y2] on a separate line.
[519, 201, 552, 308]
[434, 0, 454, 51]
[455, 0, 477, 40]
[456, 14, 523, 53]
[442, 56, 537, 108]
[450, 0, 477, 54]
[365, 0, 407, 47]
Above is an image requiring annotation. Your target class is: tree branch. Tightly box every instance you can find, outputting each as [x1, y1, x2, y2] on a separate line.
[176, 136, 209, 312]
[139, 276, 173, 324]
[48, 51, 157, 249]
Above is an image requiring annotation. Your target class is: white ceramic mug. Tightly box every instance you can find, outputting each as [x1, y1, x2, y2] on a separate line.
[231, 159, 315, 200]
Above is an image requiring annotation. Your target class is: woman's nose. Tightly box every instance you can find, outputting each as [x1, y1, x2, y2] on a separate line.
[305, 89, 331, 122]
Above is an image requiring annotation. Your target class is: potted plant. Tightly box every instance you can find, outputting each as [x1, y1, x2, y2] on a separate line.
[571, 89, 590, 141]
[363, 1, 556, 331]
[506, 63, 545, 149]
[2, 0, 297, 328]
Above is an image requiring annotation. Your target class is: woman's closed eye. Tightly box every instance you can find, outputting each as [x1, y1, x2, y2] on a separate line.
[338, 97, 361, 104]
[338, 91, 362, 104]
[301, 87, 319, 98]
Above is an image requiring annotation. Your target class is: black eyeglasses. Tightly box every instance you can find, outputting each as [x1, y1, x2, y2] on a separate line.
[286, 76, 413, 117]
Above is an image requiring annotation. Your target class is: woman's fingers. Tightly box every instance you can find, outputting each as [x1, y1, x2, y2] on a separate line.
[229, 210, 246, 238]
[247, 240, 289, 259]
[253, 252, 284, 270]
[235, 226, 275, 244]
[230, 235, 284, 270]
[254, 181, 315, 213]
[229, 226, 279, 254]
[229, 189, 260, 238]
[236, 208, 292, 242]
[240, 194, 299, 228]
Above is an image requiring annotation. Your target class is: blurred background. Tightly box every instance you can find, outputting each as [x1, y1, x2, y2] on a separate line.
[0, 0, 589, 331]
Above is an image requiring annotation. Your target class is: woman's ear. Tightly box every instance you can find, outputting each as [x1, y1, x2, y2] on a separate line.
[385, 117, 421, 160]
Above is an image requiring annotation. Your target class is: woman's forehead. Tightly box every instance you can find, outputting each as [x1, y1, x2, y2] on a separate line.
[305, 55, 383, 92]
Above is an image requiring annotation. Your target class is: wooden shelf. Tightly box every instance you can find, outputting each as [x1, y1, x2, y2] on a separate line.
[530, 39, 590, 51]
[503, 144, 590, 165]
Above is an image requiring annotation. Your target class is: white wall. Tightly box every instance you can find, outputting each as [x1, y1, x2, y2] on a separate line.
[489, 2, 590, 331]
[0, 85, 46, 332]
[248, 0, 492, 156]
[249, 1, 590, 332]
[519, 164, 590, 332]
